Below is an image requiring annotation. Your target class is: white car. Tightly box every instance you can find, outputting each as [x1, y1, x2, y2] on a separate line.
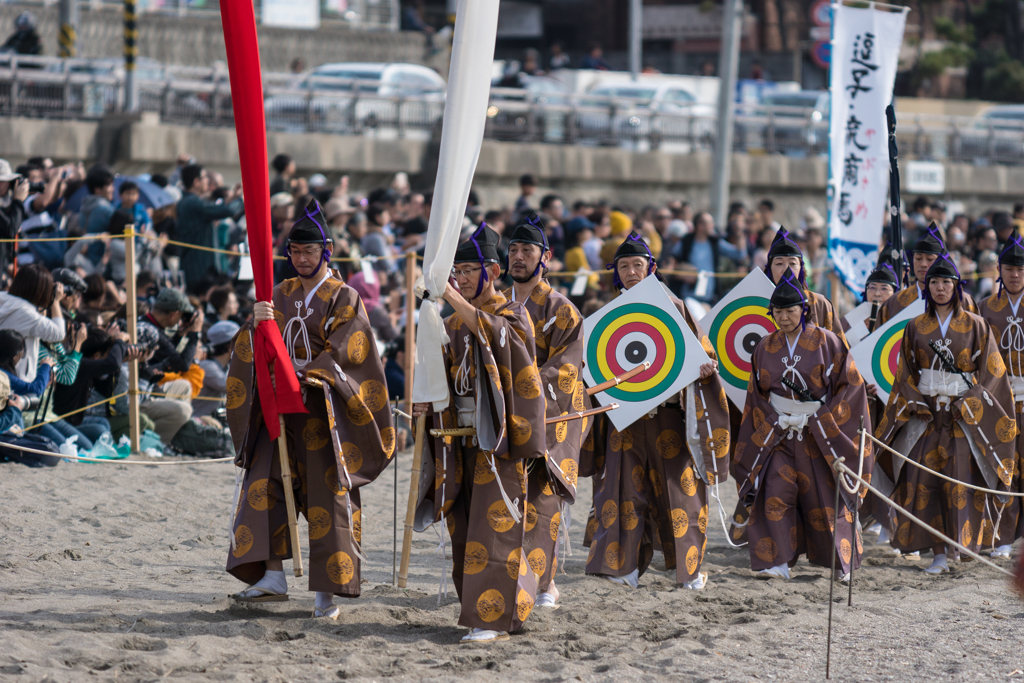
[575, 82, 716, 152]
[264, 62, 446, 139]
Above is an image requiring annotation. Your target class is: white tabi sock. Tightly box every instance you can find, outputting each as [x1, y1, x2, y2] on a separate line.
[866, 523, 882, 535]
[315, 591, 335, 611]
[992, 545, 1013, 559]
[758, 564, 790, 579]
[877, 528, 891, 545]
[683, 572, 707, 590]
[924, 553, 948, 574]
[605, 568, 639, 588]
[255, 569, 287, 594]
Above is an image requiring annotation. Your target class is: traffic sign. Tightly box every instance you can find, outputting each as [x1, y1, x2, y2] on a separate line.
[811, 40, 831, 68]
[810, 0, 831, 26]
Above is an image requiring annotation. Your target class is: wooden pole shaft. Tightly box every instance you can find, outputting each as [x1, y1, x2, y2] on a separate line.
[124, 226, 141, 454]
[277, 414, 304, 577]
[404, 252, 416, 421]
[585, 363, 649, 396]
[398, 414, 426, 588]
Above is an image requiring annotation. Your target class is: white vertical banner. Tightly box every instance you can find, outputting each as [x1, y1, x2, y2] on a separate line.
[412, 0, 501, 408]
[827, 3, 908, 292]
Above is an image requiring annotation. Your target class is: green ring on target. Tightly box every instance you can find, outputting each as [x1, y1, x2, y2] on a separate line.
[870, 320, 909, 395]
[586, 302, 686, 403]
[708, 295, 774, 390]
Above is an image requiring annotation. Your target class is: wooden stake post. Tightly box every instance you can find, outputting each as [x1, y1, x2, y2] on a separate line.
[124, 227, 141, 454]
[397, 415, 425, 588]
[278, 414, 303, 577]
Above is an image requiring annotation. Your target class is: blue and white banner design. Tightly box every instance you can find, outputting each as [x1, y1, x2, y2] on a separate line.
[828, 2, 908, 292]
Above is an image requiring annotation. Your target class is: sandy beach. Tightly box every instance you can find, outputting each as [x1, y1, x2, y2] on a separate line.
[2, 446, 1023, 682]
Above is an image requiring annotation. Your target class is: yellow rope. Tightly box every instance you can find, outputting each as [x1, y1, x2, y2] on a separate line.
[0, 234, 127, 243]
[24, 392, 127, 432]
[147, 392, 224, 401]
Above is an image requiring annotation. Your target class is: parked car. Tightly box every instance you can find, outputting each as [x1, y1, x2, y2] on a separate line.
[486, 74, 570, 142]
[952, 105, 1024, 165]
[735, 90, 829, 157]
[574, 82, 715, 152]
[264, 62, 446, 138]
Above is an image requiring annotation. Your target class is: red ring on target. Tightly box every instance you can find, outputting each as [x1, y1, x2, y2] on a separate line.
[723, 313, 776, 374]
[605, 320, 667, 383]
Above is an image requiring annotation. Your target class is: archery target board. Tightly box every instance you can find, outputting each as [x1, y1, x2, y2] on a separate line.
[850, 299, 924, 403]
[582, 276, 710, 431]
[698, 268, 778, 410]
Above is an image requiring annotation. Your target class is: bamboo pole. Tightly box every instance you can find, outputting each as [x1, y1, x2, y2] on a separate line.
[124, 226, 140, 454]
[398, 414, 426, 588]
[277, 414, 303, 577]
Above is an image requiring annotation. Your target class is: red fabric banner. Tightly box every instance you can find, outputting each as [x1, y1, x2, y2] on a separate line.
[219, 0, 306, 437]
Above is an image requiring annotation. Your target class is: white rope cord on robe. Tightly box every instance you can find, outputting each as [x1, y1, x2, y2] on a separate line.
[863, 430, 1024, 497]
[1, 439, 233, 465]
[830, 456, 1014, 578]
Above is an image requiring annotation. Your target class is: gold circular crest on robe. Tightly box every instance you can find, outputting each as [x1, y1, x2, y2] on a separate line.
[464, 542, 489, 575]
[476, 589, 506, 623]
[307, 507, 332, 540]
[303, 419, 330, 451]
[232, 525, 253, 557]
[326, 551, 355, 585]
[234, 331, 253, 363]
[226, 376, 247, 410]
[671, 508, 689, 537]
[514, 365, 542, 400]
[347, 330, 369, 365]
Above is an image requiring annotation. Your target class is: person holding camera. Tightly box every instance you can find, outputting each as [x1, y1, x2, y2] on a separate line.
[0, 264, 66, 382]
[0, 159, 29, 279]
[52, 268, 88, 321]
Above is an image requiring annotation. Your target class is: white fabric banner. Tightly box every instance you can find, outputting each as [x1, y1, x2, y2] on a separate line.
[411, 0, 501, 408]
[827, 3, 908, 292]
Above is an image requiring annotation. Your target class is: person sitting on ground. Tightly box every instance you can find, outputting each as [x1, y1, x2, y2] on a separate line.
[0, 328, 106, 452]
[0, 264, 66, 383]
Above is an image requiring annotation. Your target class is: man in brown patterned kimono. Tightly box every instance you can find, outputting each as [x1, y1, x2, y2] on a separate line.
[764, 226, 848, 347]
[872, 223, 977, 332]
[733, 268, 872, 580]
[226, 199, 395, 619]
[502, 216, 592, 609]
[877, 252, 1016, 574]
[413, 223, 547, 643]
[586, 232, 730, 590]
[965, 233, 1024, 560]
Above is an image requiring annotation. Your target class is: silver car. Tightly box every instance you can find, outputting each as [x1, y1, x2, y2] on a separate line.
[264, 62, 446, 138]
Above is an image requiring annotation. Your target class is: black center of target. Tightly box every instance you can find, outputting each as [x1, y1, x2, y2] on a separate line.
[625, 340, 648, 364]
[742, 332, 761, 355]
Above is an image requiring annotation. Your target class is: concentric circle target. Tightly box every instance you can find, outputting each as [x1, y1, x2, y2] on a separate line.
[707, 296, 776, 390]
[871, 321, 907, 395]
[586, 302, 685, 402]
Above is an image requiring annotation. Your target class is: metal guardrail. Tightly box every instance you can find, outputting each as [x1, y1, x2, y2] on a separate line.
[3, 55, 1024, 165]
[1, 0, 399, 29]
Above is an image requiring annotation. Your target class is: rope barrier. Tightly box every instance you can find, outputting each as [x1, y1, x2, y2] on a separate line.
[863, 430, 1024, 498]
[23, 392, 127, 432]
[0, 233, 128, 243]
[0, 436, 233, 465]
[830, 457, 1014, 577]
[146, 391, 224, 401]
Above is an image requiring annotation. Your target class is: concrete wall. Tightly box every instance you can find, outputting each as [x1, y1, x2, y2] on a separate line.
[0, 4, 434, 72]
[3, 114, 1023, 228]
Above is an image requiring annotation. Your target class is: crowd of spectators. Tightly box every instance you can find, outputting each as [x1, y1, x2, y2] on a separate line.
[0, 146, 1018, 460]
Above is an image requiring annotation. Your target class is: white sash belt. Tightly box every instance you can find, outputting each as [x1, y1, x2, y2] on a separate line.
[769, 392, 819, 440]
[1010, 375, 1024, 404]
[918, 368, 968, 408]
[455, 395, 476, 428]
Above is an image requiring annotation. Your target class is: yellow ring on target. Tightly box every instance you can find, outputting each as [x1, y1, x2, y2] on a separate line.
[715, 303, 768, 376]
[596, 313, 675, 392]
[879, 331, 901, 387]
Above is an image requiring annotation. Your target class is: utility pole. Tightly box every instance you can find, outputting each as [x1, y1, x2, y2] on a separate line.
[629, 0, 642, 80]
[58, 0, 79, 58]
[124, 0, 138, 112]
[709, 0, 742, 230]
